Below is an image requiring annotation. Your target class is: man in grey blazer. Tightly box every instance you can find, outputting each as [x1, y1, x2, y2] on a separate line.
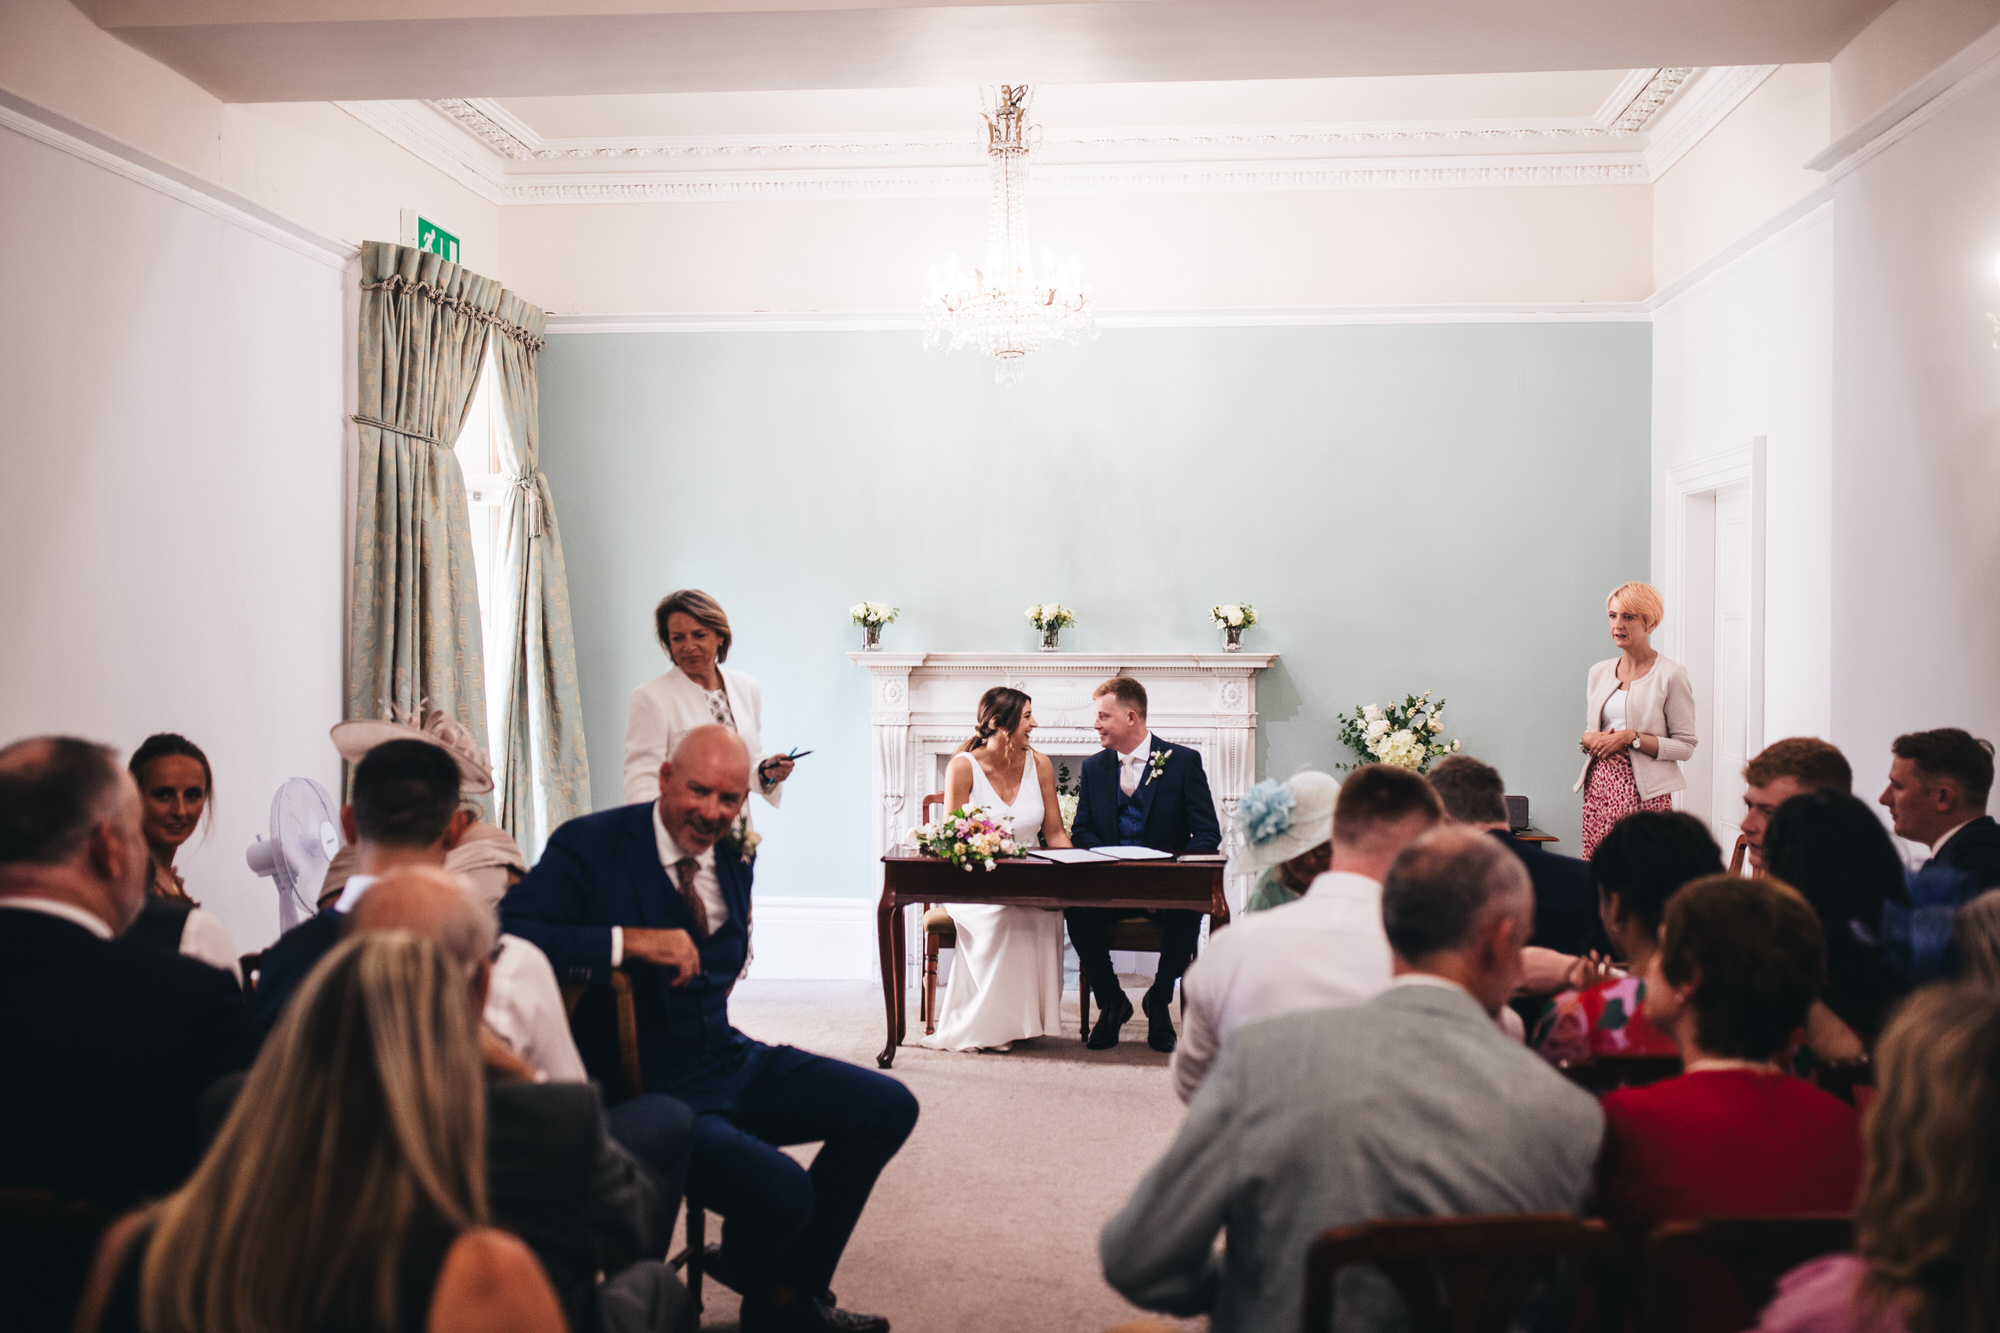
[1100, 827, 1604, 1333]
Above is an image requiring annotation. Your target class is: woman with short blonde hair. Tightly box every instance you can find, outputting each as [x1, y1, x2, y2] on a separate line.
[76, 933, 564, 1333]
[1574, 581, 1698, 858]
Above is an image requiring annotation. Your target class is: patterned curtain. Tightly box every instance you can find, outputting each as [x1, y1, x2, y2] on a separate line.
[347, 241, 499, 797]
[486, 290, 591, 857]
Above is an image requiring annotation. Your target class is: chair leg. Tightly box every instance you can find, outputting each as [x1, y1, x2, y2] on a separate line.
[923, 931, 940, 1035]
[686, 1202, 704, 1312]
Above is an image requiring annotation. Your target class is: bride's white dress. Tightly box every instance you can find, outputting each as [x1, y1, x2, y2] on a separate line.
[919, 749, 1065, 1052]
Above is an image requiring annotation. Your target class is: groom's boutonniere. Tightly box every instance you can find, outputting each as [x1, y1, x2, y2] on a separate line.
[724, 812, 761, 861]
[1146, 748, 1172, 787]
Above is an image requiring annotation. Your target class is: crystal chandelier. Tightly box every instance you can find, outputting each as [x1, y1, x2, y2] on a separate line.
[923, 85, 1094, 385]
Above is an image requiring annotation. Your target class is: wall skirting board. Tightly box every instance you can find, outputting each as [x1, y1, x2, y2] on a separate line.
[747, 896, 880, 981]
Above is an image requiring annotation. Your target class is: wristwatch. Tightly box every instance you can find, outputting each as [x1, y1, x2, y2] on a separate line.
[1628, 734, 1642, 751]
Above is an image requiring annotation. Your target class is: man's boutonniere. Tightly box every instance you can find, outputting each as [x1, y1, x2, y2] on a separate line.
[724, 812, 761, 861]
[1146, 748, 1172, 787]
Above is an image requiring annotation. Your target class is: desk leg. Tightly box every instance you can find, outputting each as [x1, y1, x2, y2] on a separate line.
[892, 903, 909, 1044]
[1210, 876, 1232, 933]
[876, 890, 900, 1069]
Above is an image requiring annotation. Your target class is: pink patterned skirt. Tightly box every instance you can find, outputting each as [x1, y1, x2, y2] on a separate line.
[1580, 750, 1673, 860]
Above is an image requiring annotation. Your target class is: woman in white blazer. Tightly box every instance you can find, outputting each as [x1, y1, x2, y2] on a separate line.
[621, 589, 794, 805]
[1574, 581, 1698, 858]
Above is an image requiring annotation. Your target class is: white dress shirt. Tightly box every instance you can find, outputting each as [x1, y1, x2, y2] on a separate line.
[1117, 731, 1153, 797]
[1169, 870, 1394, 1103]
[0, 896, 114, 938]
[327, 870, 587, 1082]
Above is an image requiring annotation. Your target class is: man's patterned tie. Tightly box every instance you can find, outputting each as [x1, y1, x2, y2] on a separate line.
[674, 856, 709, 943]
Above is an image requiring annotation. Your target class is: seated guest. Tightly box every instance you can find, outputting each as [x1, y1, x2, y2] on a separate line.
[216, 869, 691, 1333]
[1737, 736, 1852, 873]
[1231, 772, 1337, 913]
[1597, 875, 1862, 1333]
[1066, 676, 1223, 1052]
[504, 726, 917, 1333]
[1750, 984, 2000, 1333]
[255, 737, 582, 1082]
[0, 737, 259, 1328]
[1430, 753, 1597, 956]
[1880, 727, 2000, 891]
[122, 733, 240, 976]
[1102, 828, 1603, 1333]
[1764, 791, 1913, 1051]
[319, 706, 527, 916]
[1171, 764, 1440, 1102]
[1532, 811, 1722, 1064]
[74, 933, 566, 1333]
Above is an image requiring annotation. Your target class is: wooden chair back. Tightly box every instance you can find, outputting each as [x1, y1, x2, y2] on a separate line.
[1557, 1054, 1683, 1095]
[1303, 1214, 1620, 1333]
[560, 971, 645, 1100]
[1641, 1215, 1854, 1333]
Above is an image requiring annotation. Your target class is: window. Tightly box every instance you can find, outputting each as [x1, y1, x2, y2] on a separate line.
[452, 344, 513, 749]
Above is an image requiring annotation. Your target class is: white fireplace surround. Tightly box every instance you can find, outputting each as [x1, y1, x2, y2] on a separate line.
[847, 651, 1280, 905]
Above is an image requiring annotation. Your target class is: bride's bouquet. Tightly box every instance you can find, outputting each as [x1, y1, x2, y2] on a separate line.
[908, 805, 1023, 872]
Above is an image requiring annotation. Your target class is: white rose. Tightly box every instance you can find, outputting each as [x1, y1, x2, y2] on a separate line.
[1429, 715, 1443, 733]
[851, 603, 866, 618]
[1363, 704, 1385, 722]
[1367, 718, 1390, 739]
[1226, 606, 1244, 626]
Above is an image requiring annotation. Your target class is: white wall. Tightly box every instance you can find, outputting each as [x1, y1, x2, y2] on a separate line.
[0, 102, 349, 953]
[1652, 205, 1835, 750]
[1829, 58, 2000, 819]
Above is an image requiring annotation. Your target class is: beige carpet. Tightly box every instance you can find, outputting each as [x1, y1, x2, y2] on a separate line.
[671, 978, 1206, 1333]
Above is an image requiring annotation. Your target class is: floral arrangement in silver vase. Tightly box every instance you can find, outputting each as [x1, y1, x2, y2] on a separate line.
[1336, 690, 1461, 773]
[1210, 602, 1257, 651]
[1027, 603, 1075, 651]
[850, 601, 898, 651]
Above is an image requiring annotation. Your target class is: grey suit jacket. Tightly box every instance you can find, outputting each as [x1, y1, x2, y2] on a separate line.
[1101, 982, 1604, 1333]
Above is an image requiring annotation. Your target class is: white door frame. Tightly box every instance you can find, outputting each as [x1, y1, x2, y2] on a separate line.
[1662, 437, 1766, 823]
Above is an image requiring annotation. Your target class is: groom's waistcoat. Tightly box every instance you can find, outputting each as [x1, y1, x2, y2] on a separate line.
[1116, 786, 1147, 842]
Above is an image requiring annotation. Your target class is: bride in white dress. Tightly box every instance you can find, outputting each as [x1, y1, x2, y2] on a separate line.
[920, 687, 1070, 1052]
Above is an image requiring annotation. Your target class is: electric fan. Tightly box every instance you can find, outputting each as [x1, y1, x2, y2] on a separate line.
[245, 777, 342, 931]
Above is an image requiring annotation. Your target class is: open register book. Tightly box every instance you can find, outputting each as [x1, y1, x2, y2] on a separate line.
[1026, 845, 1176, 863]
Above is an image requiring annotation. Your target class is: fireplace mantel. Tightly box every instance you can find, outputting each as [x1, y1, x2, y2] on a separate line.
[848, 651, 1279, 908]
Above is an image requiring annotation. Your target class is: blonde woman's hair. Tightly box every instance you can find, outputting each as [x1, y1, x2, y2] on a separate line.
[1955, 892, 2000, 988]
[1605, 581, 1665, 631]
[1856, 984, 2000, 1333]
[140, 932, 488, 1333]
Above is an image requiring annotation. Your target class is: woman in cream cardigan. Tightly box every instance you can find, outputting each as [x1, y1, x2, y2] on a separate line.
[1574, 582, 1699, 858]
[622, 589, 794, 804]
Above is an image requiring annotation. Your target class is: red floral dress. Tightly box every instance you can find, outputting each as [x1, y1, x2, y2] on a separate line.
[1532, 975, 1677, 1066]
[1580, 749, 1673, 860]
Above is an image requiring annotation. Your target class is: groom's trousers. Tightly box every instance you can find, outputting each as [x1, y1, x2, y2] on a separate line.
[669, 1040, 918, 1301]
[1065, 908, 1203, 1006]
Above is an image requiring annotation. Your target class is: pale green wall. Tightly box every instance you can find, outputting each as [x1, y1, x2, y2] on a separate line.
[538, 322, 1651, 899]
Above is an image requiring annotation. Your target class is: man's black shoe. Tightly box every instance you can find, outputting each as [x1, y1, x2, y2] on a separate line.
[1142, 986, 1177, 1053]
[1086, 989, 1134, 1050]
[740, 1292, 888, 1333]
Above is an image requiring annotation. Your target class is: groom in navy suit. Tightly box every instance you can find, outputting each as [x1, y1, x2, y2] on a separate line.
[1067, 676, 1222, 1053]
[503, 726, 917, 1333]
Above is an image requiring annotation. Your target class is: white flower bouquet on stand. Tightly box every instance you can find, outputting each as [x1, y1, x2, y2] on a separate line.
[850, 602, 898, 650]
[1336, 689, 1461, 773]
[1027, 604, 1076, 652]
[907, 805, 1022, 872]
[1209, 602, 1257, 651]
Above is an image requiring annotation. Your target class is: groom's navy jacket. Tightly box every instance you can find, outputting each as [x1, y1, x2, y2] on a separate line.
[502, 801, 753, 1093]
[1071, 735, 1222, 854]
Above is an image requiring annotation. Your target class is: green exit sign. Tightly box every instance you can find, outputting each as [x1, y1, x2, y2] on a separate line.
[416, 216, 460, 264]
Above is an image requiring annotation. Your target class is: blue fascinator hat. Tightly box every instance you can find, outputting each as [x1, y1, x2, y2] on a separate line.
[1227, 771, 1340, 878]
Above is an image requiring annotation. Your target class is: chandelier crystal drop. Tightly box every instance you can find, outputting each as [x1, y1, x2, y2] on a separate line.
[923, 85, 1094, 386]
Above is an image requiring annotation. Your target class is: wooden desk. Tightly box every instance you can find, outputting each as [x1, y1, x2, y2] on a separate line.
[875, 851, 1229, 1068]
[1512, 828, 1560, 845]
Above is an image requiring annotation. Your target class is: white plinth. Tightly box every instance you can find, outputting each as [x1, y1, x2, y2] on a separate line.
[847, 651, 1279, 913]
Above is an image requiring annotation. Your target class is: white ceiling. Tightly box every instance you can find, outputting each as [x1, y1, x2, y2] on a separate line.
[80, 0, 1894, 102]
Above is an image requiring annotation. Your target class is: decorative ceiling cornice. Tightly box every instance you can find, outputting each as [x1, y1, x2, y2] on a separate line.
[340, 66, 1772, 204]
